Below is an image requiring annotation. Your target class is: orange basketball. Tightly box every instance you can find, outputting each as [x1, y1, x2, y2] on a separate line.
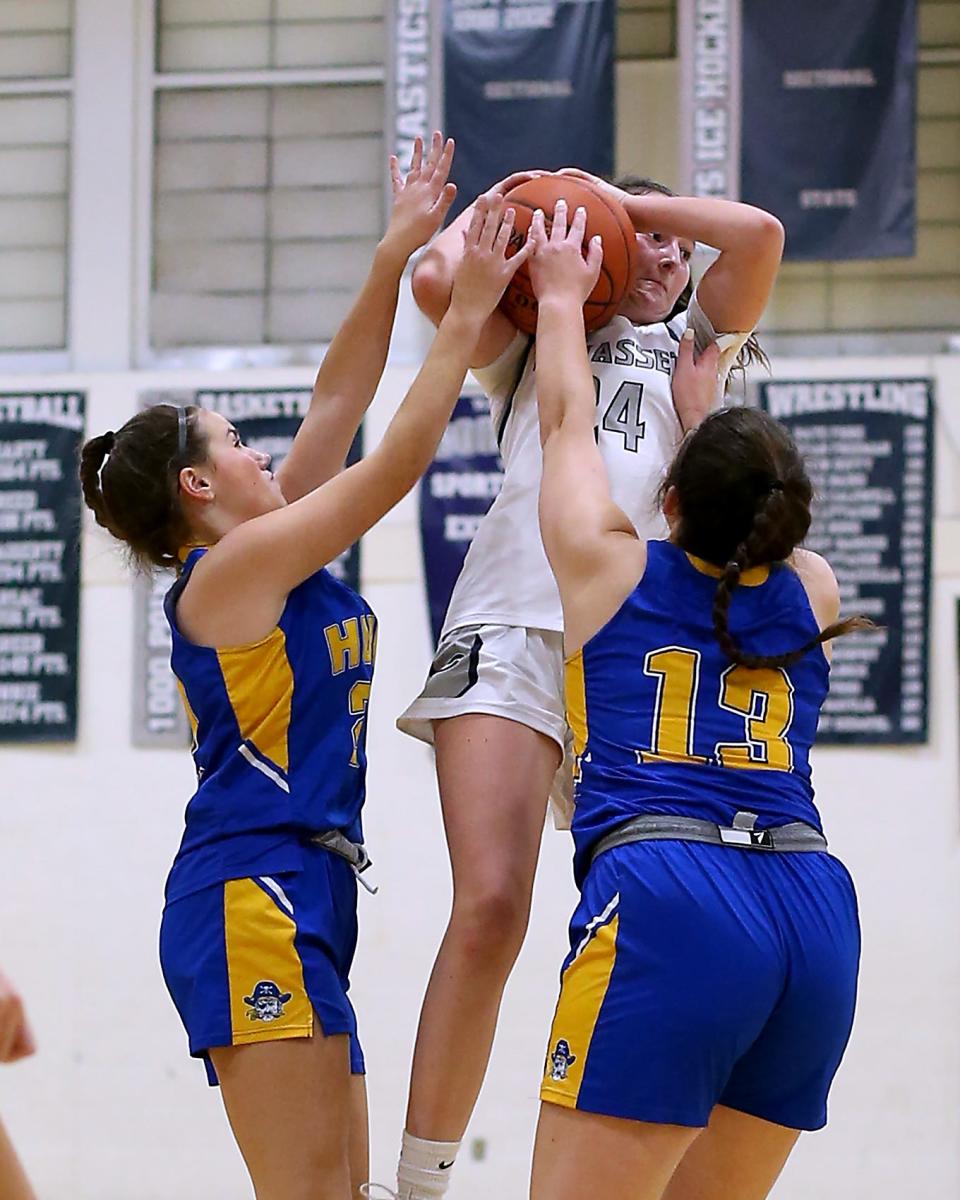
[498, 174, 638, 334]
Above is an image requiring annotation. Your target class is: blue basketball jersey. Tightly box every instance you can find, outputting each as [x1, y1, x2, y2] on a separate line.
[163, 548, 377, 902]
[566, 540, 829, 884]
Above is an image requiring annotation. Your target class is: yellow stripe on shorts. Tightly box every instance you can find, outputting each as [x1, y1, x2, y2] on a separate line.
[224, 878, 313, 1045]
[541, 911, 620, 1108]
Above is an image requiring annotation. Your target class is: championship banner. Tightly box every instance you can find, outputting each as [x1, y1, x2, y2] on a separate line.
[420, 392, 502, 645]
[740, 0, 916, 260]
[760, 378, 934, 744]
[0, 392, 83, 743]
[443, 0, 615, 220]
[133, 388, 362, 747]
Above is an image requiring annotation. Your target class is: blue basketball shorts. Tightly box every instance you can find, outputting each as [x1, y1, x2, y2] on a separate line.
[541, 839, 860, 1130]
[159, 845, 364, 1086]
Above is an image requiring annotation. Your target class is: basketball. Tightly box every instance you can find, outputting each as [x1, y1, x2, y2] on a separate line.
[498, 174, 639, 334]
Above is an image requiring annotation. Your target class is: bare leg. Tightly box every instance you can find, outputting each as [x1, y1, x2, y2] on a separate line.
[663, 1104, 800, 1200]
[405, 714, 561, 1139]
[210, 1029, 353, 1200]
[348, 1075, 370, 1198]
[530, 1102, 699, 1200]
[0, 1117, 36, 1200]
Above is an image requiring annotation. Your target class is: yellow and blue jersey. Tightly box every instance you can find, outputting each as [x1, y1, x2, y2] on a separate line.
[566, 540, 829, 884]
[163, 547, 377, 902]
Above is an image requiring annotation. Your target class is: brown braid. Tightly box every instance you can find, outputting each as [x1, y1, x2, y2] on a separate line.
[710, 488, 873, 670]
[661, 407, 874, 669]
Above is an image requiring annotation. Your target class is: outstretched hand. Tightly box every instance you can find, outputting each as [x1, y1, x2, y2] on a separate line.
[449, 194, 534, 324]
[383, 132, 458, 263]
[526, 200, 603, 305]
[672, 328, 721, 432]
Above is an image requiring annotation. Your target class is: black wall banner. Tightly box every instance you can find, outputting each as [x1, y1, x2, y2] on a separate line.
[760, 378, 934, 744]
[740, 0, 916, 260]
[420, 392, 502, 645]
[443, 0, 615, 220]
[0, 392, 83, 743]
[133, 388, 361, 747]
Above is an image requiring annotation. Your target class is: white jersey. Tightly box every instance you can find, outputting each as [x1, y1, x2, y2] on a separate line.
[440, 293, 749, 637]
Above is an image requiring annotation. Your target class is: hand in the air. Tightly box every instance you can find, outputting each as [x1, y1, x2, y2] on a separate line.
[383, 131, 458, 261]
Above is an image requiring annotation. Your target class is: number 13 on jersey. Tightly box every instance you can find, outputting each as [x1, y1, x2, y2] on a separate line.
[638, 646, 795, 771]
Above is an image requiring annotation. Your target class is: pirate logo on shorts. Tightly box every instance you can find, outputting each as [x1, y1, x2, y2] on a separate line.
[243, 980, 292, 1022]
[549, 1038, 577, 1081]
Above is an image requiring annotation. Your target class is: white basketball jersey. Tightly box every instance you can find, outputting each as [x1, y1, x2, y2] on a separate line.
[440, 294, 750, 638]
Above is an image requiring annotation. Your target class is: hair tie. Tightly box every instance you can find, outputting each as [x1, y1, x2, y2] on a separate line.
[768, 479, 784, 493]
[177, 407, 188, 457]
[102, 431, 116, 452]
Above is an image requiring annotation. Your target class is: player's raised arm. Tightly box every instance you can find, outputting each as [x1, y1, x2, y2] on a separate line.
[623, 191, 783, 337]
[276, 132, 458, 502]
[411, 169, 545, 367]
[558, 168, 783, 338]
[527, 203, 643, 643]
[179, 197, 532, 640]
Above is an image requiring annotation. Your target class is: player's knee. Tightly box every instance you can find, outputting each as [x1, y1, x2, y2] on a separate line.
[449, 883, 531, 966]
[273, 1147, 350, 1200]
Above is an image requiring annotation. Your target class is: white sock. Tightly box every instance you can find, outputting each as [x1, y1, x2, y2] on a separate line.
[396, 1131, 461, 1200]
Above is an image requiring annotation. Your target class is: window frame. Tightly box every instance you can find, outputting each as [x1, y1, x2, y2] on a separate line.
[135, 0, 388, 369]
[0, 3, 74, 372]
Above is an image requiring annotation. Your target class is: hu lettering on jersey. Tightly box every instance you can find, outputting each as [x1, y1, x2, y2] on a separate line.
[590, 339, 675, 374]
[325, 615, 377, 676]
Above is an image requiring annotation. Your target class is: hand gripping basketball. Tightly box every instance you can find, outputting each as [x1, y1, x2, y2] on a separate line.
[497, 173, 639, 333]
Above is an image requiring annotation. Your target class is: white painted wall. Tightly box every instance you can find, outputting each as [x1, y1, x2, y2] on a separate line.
[0, 352, 958, 1199]
[0, 4, 958, 1195]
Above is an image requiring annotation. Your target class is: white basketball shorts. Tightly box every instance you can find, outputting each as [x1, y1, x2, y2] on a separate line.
[397, 623, 575, 828]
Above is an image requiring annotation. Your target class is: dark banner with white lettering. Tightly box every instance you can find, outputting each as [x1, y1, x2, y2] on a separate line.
[443, 0, 615, 219]
[0, 392, 83, 743]
[741, 0, 916, 260]
[420, 392, 502, 645]
[133, 389, 361, 747]
[760, 379, 933, 744]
